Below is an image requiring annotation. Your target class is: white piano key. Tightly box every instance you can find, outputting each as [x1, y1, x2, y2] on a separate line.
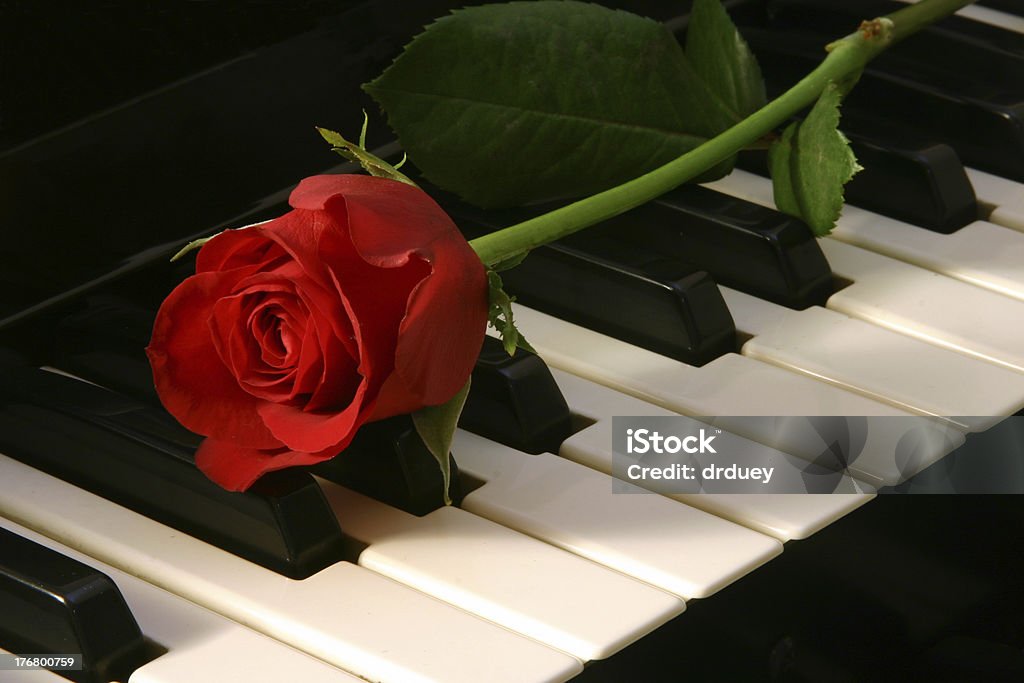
[508, 305, 962, 488]
[554, 376, 875, 539]
[0, 518, 364, 683]
[707, 169, 1024, 303]
[821, 238, 1024, 373]
[454, 430, 782, 598]
[319, 483, 683, 661]
[951, 4, 1024, 33]
[722, 288, 1024, 430]
[966, 167, 1024, 232]
[0, 454, 582, 683]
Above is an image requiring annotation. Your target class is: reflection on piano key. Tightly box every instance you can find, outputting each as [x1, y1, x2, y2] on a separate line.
[0, 519, 367, 683]
[322, 484, 684, 661]
[710, 169, 1024, 303]
[0, 455, 583, 683]
[454, 430, 783, 597]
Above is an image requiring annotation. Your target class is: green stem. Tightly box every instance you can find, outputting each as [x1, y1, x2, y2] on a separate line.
[469, 0, 971, 266]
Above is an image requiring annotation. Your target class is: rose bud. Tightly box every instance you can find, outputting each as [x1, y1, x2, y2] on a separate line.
[146, 175, 488, 491]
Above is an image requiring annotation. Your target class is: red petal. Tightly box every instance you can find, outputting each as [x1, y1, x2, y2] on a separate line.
[195, 438, 343, 492]
[147, 271, 280, 448]
[257, 378, 373, 453]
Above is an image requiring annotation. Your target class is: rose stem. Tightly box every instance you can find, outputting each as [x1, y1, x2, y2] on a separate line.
[467, 0, 973, 267]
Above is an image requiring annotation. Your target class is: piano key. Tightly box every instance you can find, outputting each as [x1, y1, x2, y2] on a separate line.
[454, 185, 830, 311]
[709, 169, 1024, 303]
[552, 367, 951, 516]
[552, 368, 880, 540]
[321, 484, 684, 660]
[459, 336, 574, 454]
[741, 127, 979, 234]
[454, 430, 783, 598]
[766, 0, 1024, 89]
[820, 238, 1024, 373]
[312, 416, 461, 516]
[0, 454, 583, 683]
[965, 167, 1024, 232]
[0, 366, 348, 580]
[0, 527, 149, 683]
[501, 306, 960, 495]
[644, 185, 833, 308]
[0, 519, 367, 683]
[743, 27, 1024, 182]
[446, 196, 737, 365]
[721, 287, 1024, 430]
[937, 1, 1024, 33]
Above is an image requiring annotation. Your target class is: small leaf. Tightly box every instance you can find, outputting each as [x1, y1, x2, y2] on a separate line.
[364, 1, 761, 208]
[487, 270, 536, 356]
[766, 83, 861, 235]
[412, 378, 472, 505]
[489, 250, 530, 272]
[170, 236, 213, 262]
[316, 126, 417, 187]
[686, 0, 766, 119]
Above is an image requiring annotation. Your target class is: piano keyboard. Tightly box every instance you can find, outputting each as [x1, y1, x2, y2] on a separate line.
[3, 1, 1024, 681]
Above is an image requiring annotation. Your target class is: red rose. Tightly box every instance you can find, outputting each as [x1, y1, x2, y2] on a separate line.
[146, 175, 488, 491]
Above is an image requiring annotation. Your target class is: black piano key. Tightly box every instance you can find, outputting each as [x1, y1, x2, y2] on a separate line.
[743, 27, 1024, 182]
[0, 528, 152, 683]
[842, 131, 978, 234]
[738, 124, 979, 234]
[311, 416, 463, 515]
[460, 336, 573, 455]
[445, 198, 737, 366]
[0, 366, 348, 579]
[763, 0, 1024, 71]
[638, 185, 834, 309]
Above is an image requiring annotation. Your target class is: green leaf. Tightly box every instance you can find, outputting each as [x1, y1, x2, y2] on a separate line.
[486, 270, 536, 356]
[316, 126, 417, 187]
[364, 0, 760, 208]
[766, 83, 861, 236]
[412, 378, 472, 506]
[489, 250, 530, 273]
[170, 236, 214, 262]
[686, 0, 766, 119]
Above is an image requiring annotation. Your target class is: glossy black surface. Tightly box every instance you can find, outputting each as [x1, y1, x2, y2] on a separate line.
[739, 126, 979, 234]
[312, 416, 463, 515]
[646, 185, 834, 308]
[460, 337, 574, 455]
[0, 363, 348, 579]
[445, 195, 738, 365]
[0, 528, 151, 683]
[741, 25, 1024, 182]
[761, 0, 1024, 60]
